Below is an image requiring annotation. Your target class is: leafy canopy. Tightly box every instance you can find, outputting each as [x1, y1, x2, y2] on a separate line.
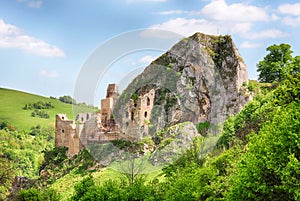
[257, 43, 299, 83]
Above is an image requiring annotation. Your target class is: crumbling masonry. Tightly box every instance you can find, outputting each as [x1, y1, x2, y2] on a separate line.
[55, 84, 155, 157]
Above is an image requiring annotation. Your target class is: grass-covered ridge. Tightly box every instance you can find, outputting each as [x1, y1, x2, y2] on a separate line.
[0, 88, 97, 131]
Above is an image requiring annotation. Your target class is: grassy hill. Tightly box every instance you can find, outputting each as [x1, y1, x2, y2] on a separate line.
[0, 88, 98, 131]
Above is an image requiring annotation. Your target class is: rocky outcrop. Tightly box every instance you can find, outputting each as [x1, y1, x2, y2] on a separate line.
[114, 32, 250, 138]
[149, 122, 201, 166]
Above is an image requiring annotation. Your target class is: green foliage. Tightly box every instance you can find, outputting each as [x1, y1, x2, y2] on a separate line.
[218, 74, 299, 149]
[18, 188, 60, 201]
[246, 80, 268, 93]
[71, 175, 95, 201]
[23, 101, 54, 110]
[0, 156, 15, 200]
[257, 43, 299, 83]
[228, 102, 300, 200]
[18, 188, 44, 201]
[58, 95, 76, 104]
[162, 137, 205, 177]
[0, 126, 55, 179]
[31, 110, 50, 119]
[71, 175, 158, 201]
[217, 115, 236, 149]
[0, 124, 56, 200]
[212, 35, 237, 80]
[196, 121, 210, 135]
[0, 120, 18, 131]
[161, 145, 241, 201]
[131, 93, 139, 101]
[39, 148, 95, 186]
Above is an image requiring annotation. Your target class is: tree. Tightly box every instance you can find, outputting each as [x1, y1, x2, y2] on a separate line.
[58, 95, 76, 104]
[116, 153, 146, 185]
[71, 175, 95, 201]
[257, 43, 294, 83]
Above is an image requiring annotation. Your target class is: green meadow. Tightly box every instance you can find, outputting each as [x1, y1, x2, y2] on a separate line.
[0, 88, 97, 131]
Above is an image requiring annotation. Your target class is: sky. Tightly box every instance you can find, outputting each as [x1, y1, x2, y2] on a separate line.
[1, 0, 300, 106]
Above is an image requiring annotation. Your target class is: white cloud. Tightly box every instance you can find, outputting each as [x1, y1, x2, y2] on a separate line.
[245, 29, 288, 39]
[0, 19, 65, 57]
[150, 18, 219, 36]
[148, 1, 287, 41]
[156, 10, 188, 15]
[278, 3, 300, 16]
[27, 0, 42, 8]
[149, 17, 251, 37]
[278, 3, 300, 27]
[17, 0, 42, 8]
[240, 41, 262, 49]
[282, 16, 300, 27]
[39, 69, 59, 78]
[200, 0, 269, 22]
[139, 55, 157, 64]
[271, 14, 280, 21]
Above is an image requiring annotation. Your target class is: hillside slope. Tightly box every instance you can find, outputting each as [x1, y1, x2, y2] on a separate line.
[0, 88, 97, 131]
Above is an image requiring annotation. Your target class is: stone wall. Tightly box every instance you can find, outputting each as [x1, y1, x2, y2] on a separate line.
[122, 89, 155, 139]
[55, 114, 83, 157]
[76, 112, 91, 124]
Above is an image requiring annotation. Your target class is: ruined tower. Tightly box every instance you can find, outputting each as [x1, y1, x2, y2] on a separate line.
[106, 83, 118, 99]
[101, 84, 118, 125]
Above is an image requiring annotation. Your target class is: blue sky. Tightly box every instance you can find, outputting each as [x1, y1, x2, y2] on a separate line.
[1, 0, 300, 106]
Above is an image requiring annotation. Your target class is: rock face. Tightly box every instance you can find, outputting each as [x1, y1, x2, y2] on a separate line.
[149, 122, 201, 166]
[114, 32, 250, 138]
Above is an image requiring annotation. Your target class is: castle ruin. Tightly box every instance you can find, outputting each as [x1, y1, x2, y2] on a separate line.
[55, 83, 155, 157]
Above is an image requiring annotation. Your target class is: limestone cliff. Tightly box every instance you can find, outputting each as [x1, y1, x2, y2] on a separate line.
[113, 32, 251, 139]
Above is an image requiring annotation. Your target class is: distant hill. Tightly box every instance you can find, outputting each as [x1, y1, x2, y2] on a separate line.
[0, 88, 98, 131]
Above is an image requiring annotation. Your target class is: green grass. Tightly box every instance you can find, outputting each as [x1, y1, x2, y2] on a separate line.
[0, 88, 98, 131]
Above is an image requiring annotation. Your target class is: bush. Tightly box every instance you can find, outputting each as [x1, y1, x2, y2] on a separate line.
[58, 95, 76, 104]
[31, 110, 50, 119]
[23, 101, 54, 110]
[18, 188, 60, 201]
[0, 120, 17, 131]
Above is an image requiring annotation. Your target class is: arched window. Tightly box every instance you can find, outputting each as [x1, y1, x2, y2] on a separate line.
[131, 111, 134, 121]
[147, 97, 150, 106]
[62, 129, 65, 133]
[144, 111, 147, 118]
